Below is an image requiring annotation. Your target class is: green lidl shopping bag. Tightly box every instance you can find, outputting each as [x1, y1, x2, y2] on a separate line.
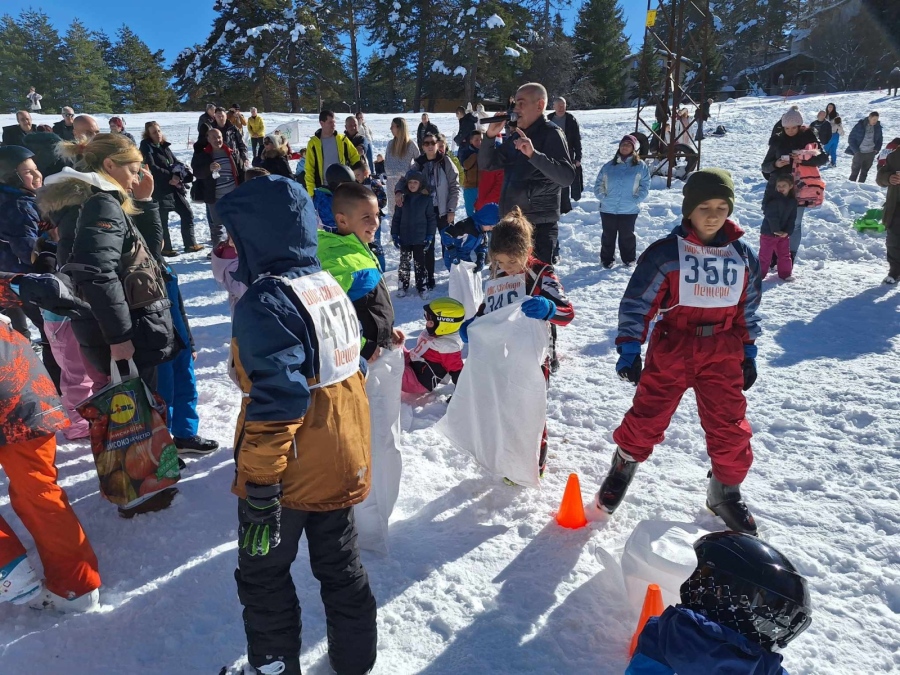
[77, 359, 180, 510]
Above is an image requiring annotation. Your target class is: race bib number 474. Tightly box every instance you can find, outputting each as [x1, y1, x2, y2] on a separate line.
[677, 237, 744, 308]
[288, 271, 360, 388]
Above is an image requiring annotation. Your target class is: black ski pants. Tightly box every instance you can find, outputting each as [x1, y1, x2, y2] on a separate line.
[600, 212, 638, 265]
[160, 192, 197, 251]
[235, 505, 377, 675]
[533, 221, 559, 266]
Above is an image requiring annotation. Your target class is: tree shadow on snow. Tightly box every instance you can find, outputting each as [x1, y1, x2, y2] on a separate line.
[413, 521, 593, 675]
[771, 285, 900, 367]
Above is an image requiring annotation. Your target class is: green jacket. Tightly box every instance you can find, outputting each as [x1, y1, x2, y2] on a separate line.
[317, 230, 394, 359]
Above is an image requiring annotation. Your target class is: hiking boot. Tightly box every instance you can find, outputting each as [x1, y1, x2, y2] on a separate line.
[29, 586, 99, 613]
[161, 248, 179, 257]
[0, 555, 42, 605]
[184, 244, 204, 253]
[595, 448, 639, 514]
[174, 435, 219, 457]
[706, 472, 758, 536]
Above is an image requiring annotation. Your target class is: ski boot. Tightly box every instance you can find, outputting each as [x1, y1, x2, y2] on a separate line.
[706, 471, 758, 536]
[29, 586, 99, 613]
[0, 555, 42, 605]
[595, 448, 639, 514]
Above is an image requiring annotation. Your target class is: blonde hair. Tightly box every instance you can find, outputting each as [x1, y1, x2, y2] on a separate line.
[57, 133, 143, 214]
[388, 117, 416, 158]
[489, 207, 533, 276]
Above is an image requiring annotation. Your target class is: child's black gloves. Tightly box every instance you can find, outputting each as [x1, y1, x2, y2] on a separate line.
[239, 482, 282, 557]
[742, 344, 758, 391]
[616, 342, 642, 385]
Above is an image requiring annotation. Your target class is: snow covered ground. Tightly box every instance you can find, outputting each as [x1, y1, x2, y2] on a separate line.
[1, 91, 899, 674]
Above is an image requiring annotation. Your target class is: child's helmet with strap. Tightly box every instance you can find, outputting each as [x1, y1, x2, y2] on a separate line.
[424, 297, 465, 336]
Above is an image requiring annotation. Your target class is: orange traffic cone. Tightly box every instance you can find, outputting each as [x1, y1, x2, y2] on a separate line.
[555, 473, 587, 529]
[628, 583, 665, 656]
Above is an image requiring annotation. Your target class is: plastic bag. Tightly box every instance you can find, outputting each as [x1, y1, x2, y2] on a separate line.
[76, 359, 181, 509]
[354, 347, 404, 553]
[447, 261, 484, 320]
[436, 302, 549, 488]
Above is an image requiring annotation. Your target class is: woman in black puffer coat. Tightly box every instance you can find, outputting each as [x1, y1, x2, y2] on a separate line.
[140, 122, 200, 256]
[258, 133, 293, 178]
[52, 134, 178, 386]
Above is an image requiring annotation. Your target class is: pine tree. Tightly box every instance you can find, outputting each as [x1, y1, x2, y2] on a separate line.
[0, 15, 29, 112]
[13, 10, 67, 112]
[108, 26, 172, 112]
[572, 0, 630, 106]
[62, 20, 113, 113]
[522, 15, 577, 105]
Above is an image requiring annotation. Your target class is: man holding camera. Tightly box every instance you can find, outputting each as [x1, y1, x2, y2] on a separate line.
[478, 82, 575, 265]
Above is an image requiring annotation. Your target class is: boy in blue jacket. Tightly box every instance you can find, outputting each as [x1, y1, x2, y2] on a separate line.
[440, 203, 496, 272]
[627, 531, 811, 675]
[391, 169, 437, 298]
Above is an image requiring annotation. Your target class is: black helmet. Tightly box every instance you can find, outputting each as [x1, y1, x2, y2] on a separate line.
[0, 146, 35, 186]
[324, 163, 355, 191]
[680, 532, 811, 650]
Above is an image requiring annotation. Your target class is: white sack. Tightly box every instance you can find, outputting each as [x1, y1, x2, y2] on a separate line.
[447, 261, 484, 320]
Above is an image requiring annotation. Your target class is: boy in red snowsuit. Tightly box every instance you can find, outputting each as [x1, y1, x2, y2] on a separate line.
[595, 169, 762, 534]
[0, 276, 101, 611]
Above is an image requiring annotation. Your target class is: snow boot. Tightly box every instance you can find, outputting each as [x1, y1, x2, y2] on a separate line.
[706, 471, 758, 536]
[249, 655, 301, 675]
[0, 555, 42, 605]
[595, 448, 639, 514]
[174, 434, 219, 457]
[29, 586, 99, 613]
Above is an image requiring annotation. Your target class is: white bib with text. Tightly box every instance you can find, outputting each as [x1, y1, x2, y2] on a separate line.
[482, 273, 526, 314]
[287, 271, 360, 388]
[676, 237, 744, 309]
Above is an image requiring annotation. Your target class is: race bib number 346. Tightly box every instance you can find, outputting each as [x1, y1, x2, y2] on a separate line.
[677, 237, 744, 308]
[288, 271, 360, 388]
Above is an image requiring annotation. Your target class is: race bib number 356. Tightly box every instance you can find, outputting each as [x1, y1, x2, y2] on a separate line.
[288, 271, 360, 388]
[677, 237, 744, 308]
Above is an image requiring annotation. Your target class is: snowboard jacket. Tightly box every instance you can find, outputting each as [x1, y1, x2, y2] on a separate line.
[626, 606, 788, 675]
[43, 170, 177, 371]
[876, 147, 900, 229]
[0, 184, 40, 274]
[617, 219, 761, 346]
[477, 117, 575, 225]
[761, 127, 827, 180]
[761, 191, 798, 237]
[547, 111, 582, 164]
[405, 331, 464, 393]
[846, 118, 883, 155]
[304, 130, 361, 195]
[247, 114, 265, 138]
[52, 120, 75, 142]
[391, 187, 437, 247]
[809, 119, 832, 146]
[474, 256, 575, 327]
[594, 155, 651, 215]
[0, 303, 70, 445]
[218, 176, 371, 511]
[317, 229, 394, 361]
[190, 140, 243, 204]
[1, 124, 33, 147]
[440, 214, 487, 270]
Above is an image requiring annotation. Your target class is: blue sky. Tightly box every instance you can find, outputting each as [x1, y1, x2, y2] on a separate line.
[6, 0, 648, 65]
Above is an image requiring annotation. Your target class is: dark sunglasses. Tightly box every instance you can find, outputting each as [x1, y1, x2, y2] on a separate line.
[422, 141, 436, 147]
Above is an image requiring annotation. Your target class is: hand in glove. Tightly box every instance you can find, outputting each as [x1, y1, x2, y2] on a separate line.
[521, 296, 556, 321]
[459, 317, 474, 344]
[392, 236, 401, 249]
[741, 344, 758, 391]
[239, 482, 282, 557]
[616, 342, 642, 385]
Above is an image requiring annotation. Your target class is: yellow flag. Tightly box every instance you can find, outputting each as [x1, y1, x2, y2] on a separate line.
[646, 10, 658, 27]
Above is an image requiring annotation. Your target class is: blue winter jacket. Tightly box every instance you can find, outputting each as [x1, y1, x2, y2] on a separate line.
[846, 118, 883, 155]
[0, 184, 40, 273]
[594, 156, 651, 215]
[626, 606, 788, 675]
[313, 187, 337, 233]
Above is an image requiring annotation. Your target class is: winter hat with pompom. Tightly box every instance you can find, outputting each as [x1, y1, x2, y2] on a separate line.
[781, 108, 803, 127]
[682, 168, 735, 217]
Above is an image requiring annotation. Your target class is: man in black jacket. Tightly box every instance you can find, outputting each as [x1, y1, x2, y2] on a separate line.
[210, 107, 249, 171]
[52, 107, 76, 141]
[197, 104, 217, 138]
[479, 82, 575, 264]
[2, 111, 34, 147]
[417, 113, 439, 148]
[453, 107, 479, 149]
[547, 97, 582, 214]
